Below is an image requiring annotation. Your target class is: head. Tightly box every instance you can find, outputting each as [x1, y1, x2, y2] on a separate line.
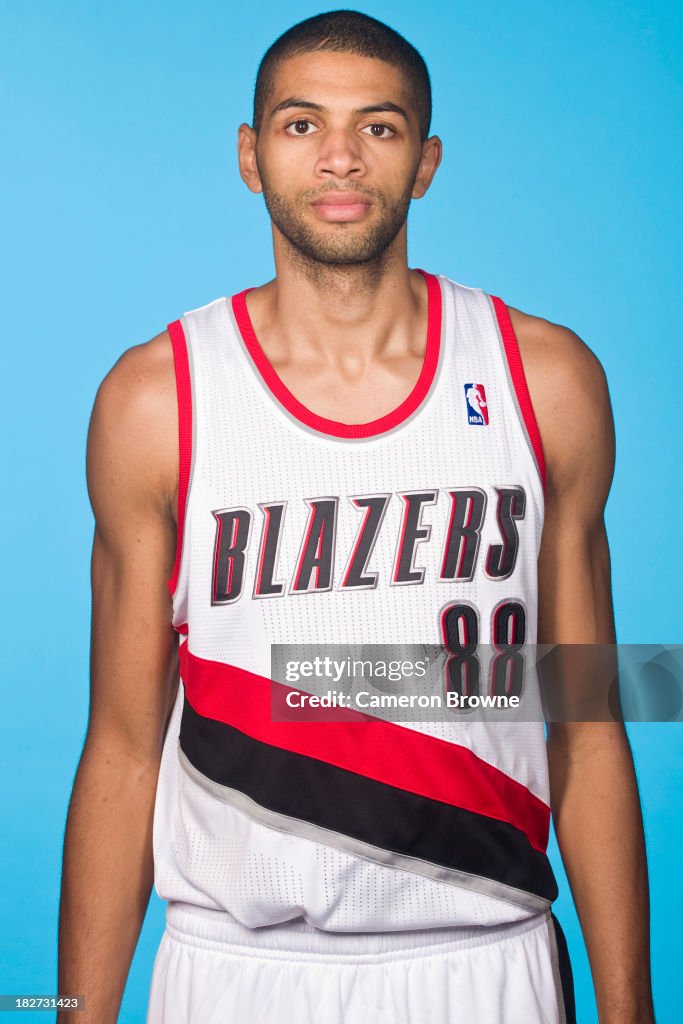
[237, 10, 441, 269]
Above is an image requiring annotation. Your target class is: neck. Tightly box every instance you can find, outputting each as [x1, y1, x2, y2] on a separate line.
[245, 232, 427, 365]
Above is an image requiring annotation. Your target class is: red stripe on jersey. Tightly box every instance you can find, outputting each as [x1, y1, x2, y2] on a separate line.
[490, 296, 547, 492]
[167, 319, 193, 597]
[231, 269, 442, 439]
[178, 642, 551, 852]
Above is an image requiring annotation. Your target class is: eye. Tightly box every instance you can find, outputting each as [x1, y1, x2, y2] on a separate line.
[361, 123, 396, 139]
[284, 119, 318, 135]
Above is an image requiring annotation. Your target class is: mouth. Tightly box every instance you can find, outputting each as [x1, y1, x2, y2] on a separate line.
[310, 193, 372, 222]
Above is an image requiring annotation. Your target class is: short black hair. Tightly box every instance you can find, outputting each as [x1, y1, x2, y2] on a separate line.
[252, 9, 432, 142]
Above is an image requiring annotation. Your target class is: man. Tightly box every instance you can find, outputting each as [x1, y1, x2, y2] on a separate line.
[57, 10, 656, 1024]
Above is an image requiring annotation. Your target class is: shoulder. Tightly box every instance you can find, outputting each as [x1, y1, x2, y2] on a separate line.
[95, 329, 176, 403]
[87, 330, 178, 517]
[507, 306, 607, 394]
[506, 306, 615, 501]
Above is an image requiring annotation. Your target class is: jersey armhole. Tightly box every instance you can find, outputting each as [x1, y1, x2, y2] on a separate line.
[167, 318, 193, 605]
[488, 295, 547, 493]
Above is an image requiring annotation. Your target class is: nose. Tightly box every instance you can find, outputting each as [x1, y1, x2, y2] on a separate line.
[314, 126, 366, 179]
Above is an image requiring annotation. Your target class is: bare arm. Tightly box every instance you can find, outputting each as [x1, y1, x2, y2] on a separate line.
[511, 309, 656, 1024]
[57, 332, 179, 1023]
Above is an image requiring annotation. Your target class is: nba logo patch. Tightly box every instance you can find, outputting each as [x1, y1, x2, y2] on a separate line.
[464, 383, 489, 425]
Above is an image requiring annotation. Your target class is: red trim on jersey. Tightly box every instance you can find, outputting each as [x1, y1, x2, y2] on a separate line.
[167, 319, 193, 597]
[231, 269, 442, 439]
[490, 296, 547, 491]
[178, 643, 551, 852]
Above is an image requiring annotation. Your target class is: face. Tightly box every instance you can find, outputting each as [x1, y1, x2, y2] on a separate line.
[238, 51, 441, 266]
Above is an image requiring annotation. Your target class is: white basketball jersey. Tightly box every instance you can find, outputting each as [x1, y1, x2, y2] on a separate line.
[152, 269, 558, 931]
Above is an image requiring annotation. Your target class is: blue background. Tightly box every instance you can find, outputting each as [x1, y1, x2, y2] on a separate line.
[1, 1, 681, 1020]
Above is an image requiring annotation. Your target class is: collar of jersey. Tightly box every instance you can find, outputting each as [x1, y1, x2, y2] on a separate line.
[229, 268, 442, 441]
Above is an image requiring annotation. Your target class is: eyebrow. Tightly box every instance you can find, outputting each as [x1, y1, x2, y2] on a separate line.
[269, 98, 410, 123]
[359, 102, 409, 121]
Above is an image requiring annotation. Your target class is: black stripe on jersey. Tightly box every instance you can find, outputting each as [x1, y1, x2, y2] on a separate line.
[179, 698, 558, 904]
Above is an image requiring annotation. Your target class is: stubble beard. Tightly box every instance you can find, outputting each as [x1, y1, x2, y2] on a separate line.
[257, 166, 419, 288]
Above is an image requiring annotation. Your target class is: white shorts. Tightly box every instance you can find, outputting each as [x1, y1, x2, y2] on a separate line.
[146, 902, 575, 1024]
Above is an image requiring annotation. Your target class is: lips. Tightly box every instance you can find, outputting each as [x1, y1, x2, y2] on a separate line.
[311, 193, 372, 222]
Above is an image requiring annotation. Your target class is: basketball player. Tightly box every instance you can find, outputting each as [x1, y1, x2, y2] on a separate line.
[57, 10, 656, 1024]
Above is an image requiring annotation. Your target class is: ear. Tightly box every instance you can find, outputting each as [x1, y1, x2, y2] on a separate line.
[237, 123, 263, 194]
[412, 135, 443, 200]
